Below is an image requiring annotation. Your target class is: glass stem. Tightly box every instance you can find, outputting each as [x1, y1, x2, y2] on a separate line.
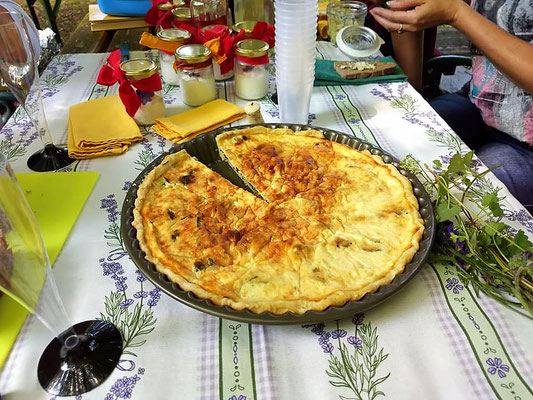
[34, 267, 77, 342]
[23, 77, 54, 147]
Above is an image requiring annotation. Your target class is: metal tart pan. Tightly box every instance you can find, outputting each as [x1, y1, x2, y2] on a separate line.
[121, 124, 435, 325]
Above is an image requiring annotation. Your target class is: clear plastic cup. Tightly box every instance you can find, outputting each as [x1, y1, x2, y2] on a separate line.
[277, 78, 314, 124]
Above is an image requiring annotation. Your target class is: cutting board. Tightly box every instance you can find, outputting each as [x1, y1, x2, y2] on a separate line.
[0, 171, 99, 369]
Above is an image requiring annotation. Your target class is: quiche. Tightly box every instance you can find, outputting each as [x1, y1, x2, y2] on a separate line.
[132, 127, 425, 314]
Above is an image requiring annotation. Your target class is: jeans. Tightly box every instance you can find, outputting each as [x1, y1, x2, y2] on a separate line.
[430, 93, 533, 213]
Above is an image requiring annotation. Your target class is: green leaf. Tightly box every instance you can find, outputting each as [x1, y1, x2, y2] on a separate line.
[481, 192, 503, 217]
[435, 202, 462, 222]
[513, 230, 532, 252]
[329, 380, 350, 388]
[483, 221, 506, 237]
[128, 340, 147, 348]
[447, 152, 466, 174]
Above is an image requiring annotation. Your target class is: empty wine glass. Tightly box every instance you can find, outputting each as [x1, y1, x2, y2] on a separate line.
[0, 11, 73, 172]
[0, 152, 122, 396]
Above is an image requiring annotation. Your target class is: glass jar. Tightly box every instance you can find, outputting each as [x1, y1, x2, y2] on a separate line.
[234, 39, 269, 100]
[157, 28, 191, 85]
[171, 6, 191, 23]
[201, 24, 234, 80]
[119, 59, 165, 125]
[190, 0, 228, 28]
[175, 44, 217, 106]
[231, 20, 256, 37]
[327, 1, 367, 46]
[233, 0, 265, 24]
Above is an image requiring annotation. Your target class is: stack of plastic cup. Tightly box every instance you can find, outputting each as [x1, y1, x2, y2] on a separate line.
[275, 0, 317, 124]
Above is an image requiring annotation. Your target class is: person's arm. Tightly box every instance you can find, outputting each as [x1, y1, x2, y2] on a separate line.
[391, 30, 423, 89]
[370, 0, 533, 93]
[361, 0, 424, 89]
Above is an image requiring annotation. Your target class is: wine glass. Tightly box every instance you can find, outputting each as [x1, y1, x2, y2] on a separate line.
[0, 11, 73, 172]
[0, 152, 122, 396]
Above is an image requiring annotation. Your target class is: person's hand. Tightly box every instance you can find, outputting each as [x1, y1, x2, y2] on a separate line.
[370, 0, 465, 33]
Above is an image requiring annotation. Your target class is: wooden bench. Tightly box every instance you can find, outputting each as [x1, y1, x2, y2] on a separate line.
[61, 13, 152, 54]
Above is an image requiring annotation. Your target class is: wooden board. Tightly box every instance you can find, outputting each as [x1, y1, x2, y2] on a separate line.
[89, 4, 151, 32]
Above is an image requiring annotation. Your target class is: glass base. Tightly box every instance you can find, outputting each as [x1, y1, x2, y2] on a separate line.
[27, 144, 74, 172]
[37, 320, 123, 396]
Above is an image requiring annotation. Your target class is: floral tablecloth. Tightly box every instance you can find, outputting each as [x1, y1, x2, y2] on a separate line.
[0, 43, 532, 400]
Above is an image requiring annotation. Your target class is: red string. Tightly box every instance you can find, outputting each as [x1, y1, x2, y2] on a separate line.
[96, 50, 163, 117]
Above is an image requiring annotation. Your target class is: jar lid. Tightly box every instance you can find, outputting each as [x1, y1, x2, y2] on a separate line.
[234, 39, 269, 57]
[157, 27, 191, 42]
[336, 26, 383, 59]
[231, 20, 256, 34]
[157, 2, 174, 11]
[175, 44, 211, 63]
[171, 6, 190, 21]
[119, 58, 158, 80]
[171, 0, 185, 5]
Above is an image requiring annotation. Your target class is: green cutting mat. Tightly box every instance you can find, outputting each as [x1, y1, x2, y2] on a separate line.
[0, 171, 99, 369]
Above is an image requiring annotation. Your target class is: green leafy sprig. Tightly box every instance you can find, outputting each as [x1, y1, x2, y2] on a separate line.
[402, 152, 533, 318]
[327, 322, 390, 400]
[100, 291, 156, 357]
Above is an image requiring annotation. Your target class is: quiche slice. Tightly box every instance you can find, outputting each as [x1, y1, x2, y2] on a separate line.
[133, 128, 425, 314]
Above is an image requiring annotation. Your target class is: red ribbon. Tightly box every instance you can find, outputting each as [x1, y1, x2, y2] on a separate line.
[250, 21, 275, 48]
[235, 54, 269, 65]
[96, 50, 163, 118]
[144, 0, 175, 29]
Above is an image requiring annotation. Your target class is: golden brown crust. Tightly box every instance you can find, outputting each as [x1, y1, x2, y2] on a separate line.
[133, 128, 425, 314]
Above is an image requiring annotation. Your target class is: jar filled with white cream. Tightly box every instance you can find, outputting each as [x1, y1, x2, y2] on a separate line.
[175, 44, 217, 107]
[234, 39, 269, 100]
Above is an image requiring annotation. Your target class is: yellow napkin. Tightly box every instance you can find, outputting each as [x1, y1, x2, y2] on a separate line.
[68, 95, 142, 159]
[152, 99, 246, 143]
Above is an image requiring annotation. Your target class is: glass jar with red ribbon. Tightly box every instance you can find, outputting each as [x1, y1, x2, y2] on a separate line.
[175, 44, 217, 107]
[190, 0, 228, 28]
[119, 59, 166, 125]
[157, 28, 191, 85]
[201, 24, 234, 80]
[234, 39, 269, 100]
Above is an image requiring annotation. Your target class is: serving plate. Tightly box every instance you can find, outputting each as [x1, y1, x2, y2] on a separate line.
[121, 124, 435, 325]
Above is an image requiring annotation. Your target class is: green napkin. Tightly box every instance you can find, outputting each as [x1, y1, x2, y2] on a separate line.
[314, 56, 407, 87]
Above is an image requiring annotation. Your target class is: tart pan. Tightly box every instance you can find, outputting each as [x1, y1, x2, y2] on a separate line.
[121, 124, 435, 325]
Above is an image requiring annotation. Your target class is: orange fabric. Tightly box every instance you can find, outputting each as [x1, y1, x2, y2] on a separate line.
[139, 32, 182, 54]
[204, 38, 227, 64]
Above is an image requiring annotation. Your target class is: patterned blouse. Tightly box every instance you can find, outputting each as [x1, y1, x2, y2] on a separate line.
[469, 0, 533, 145]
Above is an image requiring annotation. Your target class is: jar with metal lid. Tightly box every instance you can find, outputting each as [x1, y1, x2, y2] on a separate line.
[119, 58, 165, 125]
[171, 6, 191, 23]
[175, 44, 217, 107]
[231, 20, 256, 37]
[201, 24, 234, 81]
[157, 28, 191, 85]
[234, 39, 269, 100]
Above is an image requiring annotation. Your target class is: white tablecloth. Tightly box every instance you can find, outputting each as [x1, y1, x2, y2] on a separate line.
[0, 43, 532, 400]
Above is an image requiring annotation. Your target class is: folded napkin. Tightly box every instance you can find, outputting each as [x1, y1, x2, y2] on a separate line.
[152, 99, 246, 143]
[68, 95, 142, 159]
[314, 56, 407, 87]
